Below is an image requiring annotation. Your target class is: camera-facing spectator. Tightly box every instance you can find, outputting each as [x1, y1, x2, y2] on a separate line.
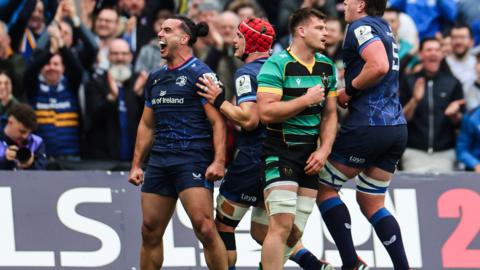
[24, 23, 83, 159]
[94, 7, 120, 71]
[0, 71, 19, 119]
[446, 23, 477, 92]
[400, 38, 465, 172]
[85, 39, 143, 161]
[0, 103, 46, 170]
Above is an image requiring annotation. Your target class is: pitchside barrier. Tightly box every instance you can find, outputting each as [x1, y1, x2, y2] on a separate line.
[0, 171, 479, 270]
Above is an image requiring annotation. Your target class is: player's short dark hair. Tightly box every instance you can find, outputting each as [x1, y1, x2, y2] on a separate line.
[8, 103, 38, 131]
[419, 37, 440, 51]
[384, 7, 400, 15]
[289, 8, 326, 36]
[364, 0, 387, 16]
[173, 15, 209, 46]
[450, 22, 473, 38]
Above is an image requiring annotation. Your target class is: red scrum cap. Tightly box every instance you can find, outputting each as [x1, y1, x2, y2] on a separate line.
[237, 18, 276, 58]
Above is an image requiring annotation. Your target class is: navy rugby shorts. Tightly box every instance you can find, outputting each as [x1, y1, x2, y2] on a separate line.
[329, 124, 407, 173]
[142, 162, 213, 198]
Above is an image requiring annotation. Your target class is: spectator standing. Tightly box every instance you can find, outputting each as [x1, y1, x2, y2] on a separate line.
[446, 23, 477, 92]
[93, 7, 120, 71]
[0, 103, 46, 170]
[85, 39, 143, 161]
[34, 0, 99, 77]
[24, 23, 83, 159]
[400, 38, 464, 172]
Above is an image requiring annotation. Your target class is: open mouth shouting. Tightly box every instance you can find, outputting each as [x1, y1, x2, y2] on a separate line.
[159, 40, 167, 54]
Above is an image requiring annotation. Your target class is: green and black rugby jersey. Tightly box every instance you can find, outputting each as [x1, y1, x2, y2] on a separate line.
[257, 48, 337, 145]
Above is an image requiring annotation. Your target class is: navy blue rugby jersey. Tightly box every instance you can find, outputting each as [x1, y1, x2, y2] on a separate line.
[233, 58, 267, 149]
[343, 16, 406, 126]
[144, 57, 221, 164]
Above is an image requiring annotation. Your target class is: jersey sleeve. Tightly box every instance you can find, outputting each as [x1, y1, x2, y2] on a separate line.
[196, 65, 223, 105]
[327, 65, 338, 98]
[348, 22, 381, 54]
[234, 69, 258, 104]
[257, 58, 283, 96]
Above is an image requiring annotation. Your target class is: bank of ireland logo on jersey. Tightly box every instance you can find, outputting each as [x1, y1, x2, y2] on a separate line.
[151, 89, 185, 104]
[176, 75, 187, 86]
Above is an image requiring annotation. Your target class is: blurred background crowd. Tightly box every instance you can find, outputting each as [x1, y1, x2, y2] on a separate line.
[1, 0, 480, 173]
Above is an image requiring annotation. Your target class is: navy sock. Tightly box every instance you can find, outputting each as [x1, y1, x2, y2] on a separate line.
[228, 266, 236, 270]
[319, 197, 357, 268]
[290, 248, 323, 270]
[370, 208, 410, 270]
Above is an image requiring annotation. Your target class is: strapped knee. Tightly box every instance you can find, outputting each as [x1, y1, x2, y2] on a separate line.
[265, 189, 297, 216]
[251, 206, 269, 226]
[218, 231, 236, 250]
[355, 172, 391, 195]
[216, 194, 249, 228]
[294, 196, 315, 233]
[318, 161, 349, 190]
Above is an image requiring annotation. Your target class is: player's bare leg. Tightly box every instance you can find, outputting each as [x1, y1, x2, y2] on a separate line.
[179, 187, 228, 270]
[140, 193, 177, 270]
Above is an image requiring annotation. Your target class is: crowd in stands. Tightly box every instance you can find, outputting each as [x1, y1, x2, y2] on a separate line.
[1, 0, 480, 173]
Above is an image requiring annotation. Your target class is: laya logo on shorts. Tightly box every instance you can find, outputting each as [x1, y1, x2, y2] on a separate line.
[240, 193, 257, 203]
[348, 155, 366, 164]
[192, 173, 202, 180]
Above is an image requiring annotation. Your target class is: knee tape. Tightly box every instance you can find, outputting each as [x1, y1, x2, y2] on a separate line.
[294, 196, 316, 233]
[356, 172, 391, 195]
[283, 245, 295, 264]
[318, 161, 349, 190]
[218, 231, 236, 250]
[251, 206, 269, 226]
[216, 194, 249, 227]
[265, 189, 297, 216]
